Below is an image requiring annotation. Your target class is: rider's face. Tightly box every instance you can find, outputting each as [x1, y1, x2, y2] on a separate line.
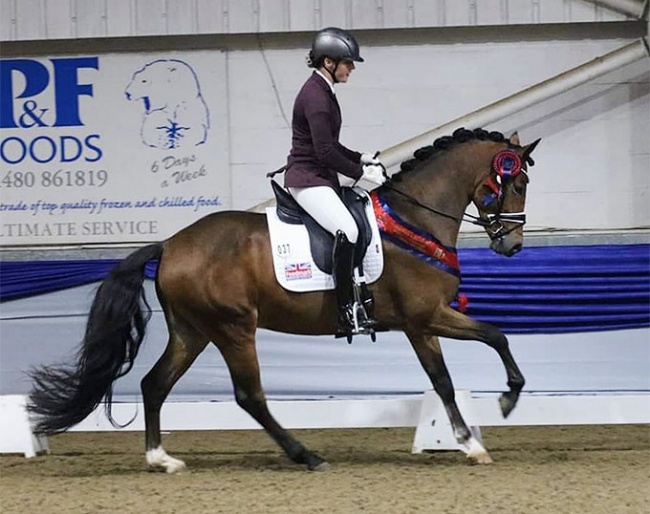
[324, 58, 355, 83]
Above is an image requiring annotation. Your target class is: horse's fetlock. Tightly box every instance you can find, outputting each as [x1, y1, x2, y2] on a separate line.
[454, 427, 473, 444]
[508, 378, 525, 392]
[287, 445, 309, 464]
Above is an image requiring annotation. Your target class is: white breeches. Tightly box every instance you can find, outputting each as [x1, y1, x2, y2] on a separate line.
[288, 186, 359, 243]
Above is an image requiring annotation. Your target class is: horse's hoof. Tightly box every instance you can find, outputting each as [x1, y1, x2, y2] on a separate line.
[309, 460, 330, 472]
[146, 447, 188, 474]
[499, 392, 518, 418]
[467, 451, 493, 465]
[460, 435, 491, 464]
[148, 460, 188, 474]
[147, 461, 188, 474]
[166, 462, 189, 474]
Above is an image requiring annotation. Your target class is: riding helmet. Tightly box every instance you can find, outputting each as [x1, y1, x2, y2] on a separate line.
[308, 27, 364, 67]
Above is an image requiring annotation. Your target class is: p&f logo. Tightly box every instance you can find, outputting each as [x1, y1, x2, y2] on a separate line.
[0, 57, 102, 164]
[1, 57, 98, 128]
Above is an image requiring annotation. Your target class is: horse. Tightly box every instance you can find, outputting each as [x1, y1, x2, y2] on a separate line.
[28, 127, 541, 472]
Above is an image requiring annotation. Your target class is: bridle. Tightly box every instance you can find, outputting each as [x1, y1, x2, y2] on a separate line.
[379, 148, 530, 242]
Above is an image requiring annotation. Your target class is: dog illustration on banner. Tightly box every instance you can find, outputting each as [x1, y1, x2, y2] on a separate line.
[125, 59, 209, 149]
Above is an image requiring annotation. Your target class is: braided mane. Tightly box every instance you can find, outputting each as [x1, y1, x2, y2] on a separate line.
[394, 127, 510, 179]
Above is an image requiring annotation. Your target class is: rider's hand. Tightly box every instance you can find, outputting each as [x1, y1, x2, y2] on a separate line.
[360, 164, 387, 186]
[361, 152, 381, 165]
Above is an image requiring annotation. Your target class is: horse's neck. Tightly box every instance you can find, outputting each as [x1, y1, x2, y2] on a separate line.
[390, 149, 478, 247]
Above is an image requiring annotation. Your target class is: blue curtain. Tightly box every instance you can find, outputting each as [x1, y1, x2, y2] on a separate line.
[1, 244, 648, 334]
[454, 244, 649, 334]
[0, 260, 158, 302]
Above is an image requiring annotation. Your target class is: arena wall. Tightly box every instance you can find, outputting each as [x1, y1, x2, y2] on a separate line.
[1, 10, 648, 245]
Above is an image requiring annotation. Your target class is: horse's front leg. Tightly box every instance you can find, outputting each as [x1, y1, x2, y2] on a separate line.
[405, 329, 492, 464]
[432, 305, 525, 418]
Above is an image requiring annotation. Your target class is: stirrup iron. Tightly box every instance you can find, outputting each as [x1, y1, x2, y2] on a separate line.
[336, 271, 377, 343]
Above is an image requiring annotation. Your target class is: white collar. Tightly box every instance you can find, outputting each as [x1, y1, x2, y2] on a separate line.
[315, 69, 336, 94]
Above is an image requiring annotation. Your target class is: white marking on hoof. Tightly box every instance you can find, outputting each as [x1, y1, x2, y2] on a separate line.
[459, 436, 493, 464]
[310, 461, 330, 472]
[146, 446, 187, 474]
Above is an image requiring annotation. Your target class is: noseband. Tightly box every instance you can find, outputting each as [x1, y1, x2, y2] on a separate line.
[483, 210, 526, 240]
[381, 148, 528, 242]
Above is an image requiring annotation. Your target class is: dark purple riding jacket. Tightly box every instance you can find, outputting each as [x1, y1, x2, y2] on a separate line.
[285, 72, 363, 189]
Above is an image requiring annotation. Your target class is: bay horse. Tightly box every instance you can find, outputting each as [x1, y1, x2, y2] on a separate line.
[29, 127, 541, 472]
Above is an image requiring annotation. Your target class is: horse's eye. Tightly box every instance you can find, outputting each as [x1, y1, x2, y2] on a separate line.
[513, 182, 526, 195]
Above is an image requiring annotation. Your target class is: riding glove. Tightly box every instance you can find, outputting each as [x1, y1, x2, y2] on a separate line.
[360, 164, 387, 186]
[361, 152, 382, 165]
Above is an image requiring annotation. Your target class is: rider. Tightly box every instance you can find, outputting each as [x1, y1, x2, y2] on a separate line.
[284, 27, 386, 335]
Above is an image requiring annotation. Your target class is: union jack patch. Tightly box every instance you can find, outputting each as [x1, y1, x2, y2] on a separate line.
[284, 262, 312, 281]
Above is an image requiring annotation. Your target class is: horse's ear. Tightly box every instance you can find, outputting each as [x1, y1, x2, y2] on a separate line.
[522, 138, 541, 158]
[509, 132, 520, 145]
[521, 138, 542, 166]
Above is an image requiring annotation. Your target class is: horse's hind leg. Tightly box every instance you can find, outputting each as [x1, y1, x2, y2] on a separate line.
[141, 322, 208, 473]
[217, 333, 329, 471]
[405, 330, 492, 464]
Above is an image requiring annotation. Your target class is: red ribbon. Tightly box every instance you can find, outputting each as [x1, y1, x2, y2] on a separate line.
[371, 192, 459, 272]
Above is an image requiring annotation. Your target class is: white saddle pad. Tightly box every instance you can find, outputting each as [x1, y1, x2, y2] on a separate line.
[265, 190, 384, 292]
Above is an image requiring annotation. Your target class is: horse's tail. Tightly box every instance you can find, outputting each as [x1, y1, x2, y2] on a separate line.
[28, 243, 164, 435]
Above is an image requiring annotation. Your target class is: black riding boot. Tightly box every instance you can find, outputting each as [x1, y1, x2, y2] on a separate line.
[333, 230, 379, 335]
[332, 231, 358, 333]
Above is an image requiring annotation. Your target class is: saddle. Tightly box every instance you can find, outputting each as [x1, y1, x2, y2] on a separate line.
[270, 180, 373, 274]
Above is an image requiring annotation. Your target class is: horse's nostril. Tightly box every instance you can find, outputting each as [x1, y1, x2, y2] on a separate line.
[510, 243, 522, 256]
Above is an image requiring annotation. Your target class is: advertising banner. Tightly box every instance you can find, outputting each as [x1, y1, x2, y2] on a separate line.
[0, 51, 230, 246]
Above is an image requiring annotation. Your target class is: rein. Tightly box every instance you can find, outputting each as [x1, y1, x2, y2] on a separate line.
[381, 181, 488, 228]
[381, 181, 525, 241]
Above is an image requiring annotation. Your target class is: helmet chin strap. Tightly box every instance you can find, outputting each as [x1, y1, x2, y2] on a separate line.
[324, 61, 340, 84]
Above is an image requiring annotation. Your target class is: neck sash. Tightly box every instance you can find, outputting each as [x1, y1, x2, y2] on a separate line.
[370, 190, 460, 278]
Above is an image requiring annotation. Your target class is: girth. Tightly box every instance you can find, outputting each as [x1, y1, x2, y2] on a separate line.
[270, 180, 373, 274]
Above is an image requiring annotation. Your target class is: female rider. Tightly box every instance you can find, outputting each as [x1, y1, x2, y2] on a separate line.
[284, 27, 386, 335]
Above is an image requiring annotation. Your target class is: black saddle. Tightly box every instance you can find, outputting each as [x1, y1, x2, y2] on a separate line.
[270, 180, 373, 274]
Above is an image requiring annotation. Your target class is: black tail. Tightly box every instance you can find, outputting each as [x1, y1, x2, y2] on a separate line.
[28, 243, 164, 434]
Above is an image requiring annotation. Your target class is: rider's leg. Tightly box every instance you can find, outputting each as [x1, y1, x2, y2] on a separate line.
[287, 186, 358, 243]
[332, 230, 357, 332]
[288, 186, 360, 333]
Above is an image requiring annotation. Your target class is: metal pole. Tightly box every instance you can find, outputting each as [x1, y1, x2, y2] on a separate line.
[380, 39, 649, 170]
[586, 0, 646, 18]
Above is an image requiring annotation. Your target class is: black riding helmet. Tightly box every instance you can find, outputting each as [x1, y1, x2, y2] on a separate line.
[308, 27, 364, 76]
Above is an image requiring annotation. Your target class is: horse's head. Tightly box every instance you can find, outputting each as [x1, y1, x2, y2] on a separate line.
[383, 128, 541, 259]
[471, 133, 541, 256]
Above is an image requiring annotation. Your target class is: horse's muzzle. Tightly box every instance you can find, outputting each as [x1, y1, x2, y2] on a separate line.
[490, 237, 522, 257]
